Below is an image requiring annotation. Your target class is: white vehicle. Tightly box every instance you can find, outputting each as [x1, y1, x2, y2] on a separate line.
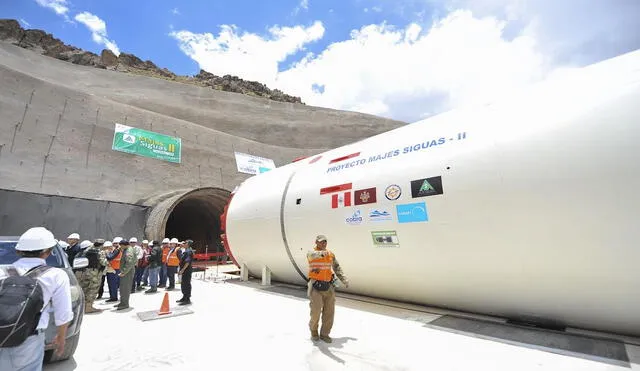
[223, 49, 640, 337]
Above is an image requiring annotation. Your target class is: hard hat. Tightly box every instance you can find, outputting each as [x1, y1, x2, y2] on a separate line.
[113, 237, 123, 243]
[104, 241, 113, 247]
[80, 240, 93, 249]
[58, 240, 69, 249]
[142, 239, 149, 244]
[316, 235, 327, 242]
[170, 238, 179, 244]
[162, 238, 170, 244]
[129, 237, 138, 243]
[68, 233, 80, 240]
[16, 227, 57, 251]
[94, 238, 105, 244]
[148, 241, 154, 247]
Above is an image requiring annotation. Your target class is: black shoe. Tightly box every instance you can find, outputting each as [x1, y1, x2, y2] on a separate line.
[176, 298, 185, 303]
[178, 300, 191, 306]
[115, 305, 129, 310]
[105, 298, 118, 302]
[145, 288, 157, 294]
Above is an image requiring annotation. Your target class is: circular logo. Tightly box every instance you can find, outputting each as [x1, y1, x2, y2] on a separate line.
[385, 184, 401, 200]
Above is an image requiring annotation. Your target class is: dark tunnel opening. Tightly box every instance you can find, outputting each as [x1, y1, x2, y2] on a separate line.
[155, 188, 230, 260]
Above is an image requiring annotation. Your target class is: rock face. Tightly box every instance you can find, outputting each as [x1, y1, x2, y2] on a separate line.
[0, 19, 303, 104]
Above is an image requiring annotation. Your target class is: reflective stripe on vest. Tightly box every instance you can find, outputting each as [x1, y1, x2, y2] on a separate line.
[167, 248, 180, 267]
[308, 250, 334, 282]
[110, 250, 122, 270]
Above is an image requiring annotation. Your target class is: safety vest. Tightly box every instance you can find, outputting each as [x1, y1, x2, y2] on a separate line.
[110, 250, 122, 270]
[162, 246, 169, 263]
[167, 248, 180, 267]
[307, 250, 334, 282]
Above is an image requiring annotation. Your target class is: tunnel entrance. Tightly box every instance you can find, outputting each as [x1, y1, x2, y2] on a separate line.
[145, 187, 231, 259]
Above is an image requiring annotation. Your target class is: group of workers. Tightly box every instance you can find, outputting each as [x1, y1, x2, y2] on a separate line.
[63, 233, 195, 312]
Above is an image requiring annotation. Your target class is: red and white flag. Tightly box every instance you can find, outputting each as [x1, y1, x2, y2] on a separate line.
[331, 192, 352, 208]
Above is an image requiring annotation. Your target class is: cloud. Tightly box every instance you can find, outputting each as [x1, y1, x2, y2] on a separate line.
[171, 1, 640, 122]
[35, 0, 69, 15]
[19, 18, 31, 28]
[74, 12, 120, 55]
[170, 21, 324, 85]
[171, 7, 180, 15]
[293, 0, 309, 15]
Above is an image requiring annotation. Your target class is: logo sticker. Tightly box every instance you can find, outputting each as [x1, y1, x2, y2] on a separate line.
[384, 184, 402, 200]
[368, 209, 392, 222]
[354, 187, 377, 205]
[345, 210, 363, 225]
[410, 176, 443, 198]
[396, 202, 428, 223]
[371, 231, 400, 248]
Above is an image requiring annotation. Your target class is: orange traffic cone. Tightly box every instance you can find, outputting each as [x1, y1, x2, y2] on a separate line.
[158, 292, 172, 315]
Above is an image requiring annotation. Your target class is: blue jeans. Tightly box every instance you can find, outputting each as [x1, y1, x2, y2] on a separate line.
[142, 266, 149, 285]
[148, 266, 160, 288]
[107, 269, 120, 299]
[0, 331, 45, 371]
[159, 264, 167, 287]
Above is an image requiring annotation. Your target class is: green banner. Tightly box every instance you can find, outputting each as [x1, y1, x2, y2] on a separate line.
[112, 123, 181, 163]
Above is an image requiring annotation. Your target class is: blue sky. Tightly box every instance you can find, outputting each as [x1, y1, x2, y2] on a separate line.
[2, 0, 640, 122]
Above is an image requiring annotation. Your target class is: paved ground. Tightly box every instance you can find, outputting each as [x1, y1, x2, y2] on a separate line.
[43, 267, 640, 371]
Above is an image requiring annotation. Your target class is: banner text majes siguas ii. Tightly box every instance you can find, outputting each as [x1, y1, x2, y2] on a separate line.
[112, 123, 181, 163]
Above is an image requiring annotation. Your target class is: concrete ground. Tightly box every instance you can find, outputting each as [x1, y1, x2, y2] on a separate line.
[44, 266, 640, 371]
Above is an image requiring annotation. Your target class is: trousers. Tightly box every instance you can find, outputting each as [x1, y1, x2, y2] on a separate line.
[166, 266, 178, 288]
[106, 270, 120, 299]
[0, 331, 45, 371]
[309, 286, 336, 336]
[181, 268, 192, 299]
[118, 270, 135, 307]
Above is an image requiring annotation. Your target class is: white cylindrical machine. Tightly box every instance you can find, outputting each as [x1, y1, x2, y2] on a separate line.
[225, 49, 640, 336]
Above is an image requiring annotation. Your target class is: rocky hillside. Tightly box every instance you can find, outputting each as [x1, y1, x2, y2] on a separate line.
[0, 19, 303, 104]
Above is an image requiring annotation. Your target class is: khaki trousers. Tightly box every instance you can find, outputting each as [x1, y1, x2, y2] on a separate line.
[309, 285, 336, 336]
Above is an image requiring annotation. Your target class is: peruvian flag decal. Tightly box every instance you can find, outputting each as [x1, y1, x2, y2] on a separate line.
[331, 192, 352, 209]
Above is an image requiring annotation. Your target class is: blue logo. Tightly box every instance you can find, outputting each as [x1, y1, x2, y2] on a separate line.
[345, 210, 363, 225]
[368, 209, 392, 222]
[396, 202, 428, 223]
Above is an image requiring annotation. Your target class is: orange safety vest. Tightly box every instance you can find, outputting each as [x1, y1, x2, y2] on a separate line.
[162, 246, 169, 264]
[167, 248, 180, 267]
[308, 250, 334, 282]
[110, 250, 123, 270]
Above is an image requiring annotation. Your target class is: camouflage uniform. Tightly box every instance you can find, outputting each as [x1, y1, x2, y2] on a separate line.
[76, 241, 108, 313]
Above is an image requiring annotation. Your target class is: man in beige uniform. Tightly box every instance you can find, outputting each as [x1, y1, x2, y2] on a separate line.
[307, 235, 348, 343]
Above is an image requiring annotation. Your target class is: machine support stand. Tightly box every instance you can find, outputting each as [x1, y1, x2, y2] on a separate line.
[262, 265, 271, 286]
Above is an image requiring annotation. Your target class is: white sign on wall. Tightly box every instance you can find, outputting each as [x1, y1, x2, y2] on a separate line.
[234, 152, 276, 175]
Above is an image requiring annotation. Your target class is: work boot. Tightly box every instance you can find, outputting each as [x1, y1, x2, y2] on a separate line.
[310, 332, 319, 341]
[320, 335, 332, 343]
[145, 288, 157, 294]
[176, 297, 185, 303]
[85, 303, 103, 314]
[178, 299, 191, 305]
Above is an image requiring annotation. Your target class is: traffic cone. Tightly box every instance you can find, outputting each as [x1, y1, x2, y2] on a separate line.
[158, 292, 172, 315]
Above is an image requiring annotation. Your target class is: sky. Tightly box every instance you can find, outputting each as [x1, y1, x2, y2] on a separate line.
[3, 0, 640, 123]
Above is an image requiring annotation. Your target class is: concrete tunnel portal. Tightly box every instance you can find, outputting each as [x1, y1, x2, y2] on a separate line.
[145, 187, 231, 259]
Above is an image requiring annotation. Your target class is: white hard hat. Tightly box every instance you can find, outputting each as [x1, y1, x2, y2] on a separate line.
[142, 239, 149, 244]
[148, 241, 154, 246]
[113, 237, 123, 243]
[129, 237, 138, 243]
[104, 241, 113, 247]
[68, 233, 80, 240]
[170, 238, 179, 244]
[80, 240, 93, 249]
[162, 238, 170, 244]
[16, 227, 57, 251]
[58, 240, 69, 248]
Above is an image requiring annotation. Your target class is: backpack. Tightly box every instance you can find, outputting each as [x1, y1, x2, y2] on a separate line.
[0, 265, 52, 348]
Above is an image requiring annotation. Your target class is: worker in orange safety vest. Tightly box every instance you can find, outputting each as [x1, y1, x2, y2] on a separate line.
[165, 238, 181, 290]
[159, 238, 170, 288]
[306, 234, 349, 343]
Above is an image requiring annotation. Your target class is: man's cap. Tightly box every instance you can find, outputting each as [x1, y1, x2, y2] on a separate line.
[120, 240, 130, 246]
[316, 235, 327, 242]
[94, 238, 105, 244]
[113, 237, 123, 243]
[142, 239, 149, 244]
[104, 241, 113, 247]
[129, 237, 138, 243]
[162, 238, 170, 244]
[68, 233, 80, 240]
[186, 239, 194, 246]
[16, 227, 57, 251]
[80, 240, 93, 249]
[170, 238, 179, 244]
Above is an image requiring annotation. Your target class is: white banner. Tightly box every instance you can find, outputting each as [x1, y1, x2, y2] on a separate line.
[234, 152, 276, 175]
